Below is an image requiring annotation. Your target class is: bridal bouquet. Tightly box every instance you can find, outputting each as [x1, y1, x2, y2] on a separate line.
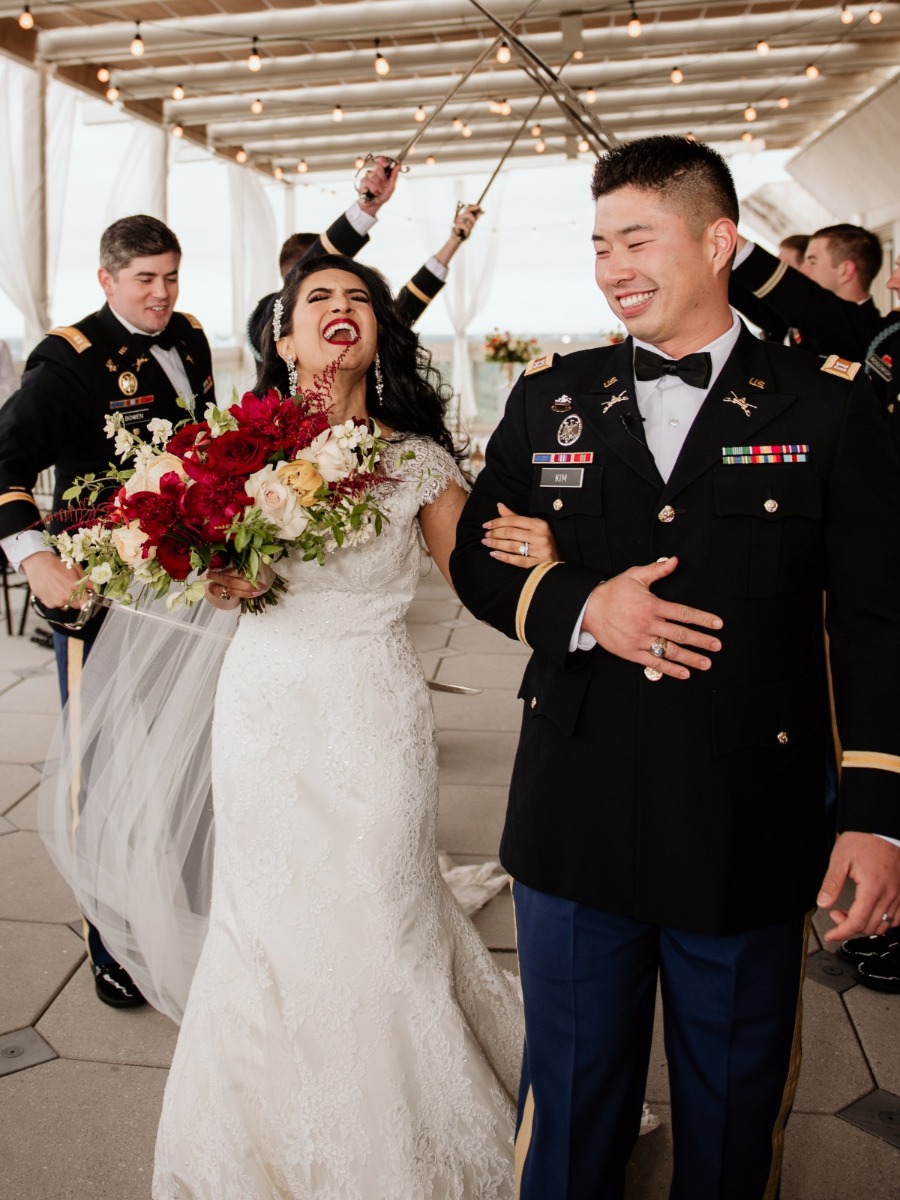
[47, 359, 392, 612]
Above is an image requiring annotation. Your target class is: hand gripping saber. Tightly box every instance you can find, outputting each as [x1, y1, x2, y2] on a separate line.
[465, 0, 619, 154]
[356, 0, 544, 201]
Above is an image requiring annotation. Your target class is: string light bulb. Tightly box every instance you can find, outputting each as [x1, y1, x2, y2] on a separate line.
[425, 155, 436, 166]
[573, 49, 584, 60]
[584, 87, 597, 104]
[462, 124, 472, 138]
[414, 105, 426, 122]
[355, 156, 365, 169]
[670, 66, 684, 84]
[685, 132, 697, 142]
[578, 138, 590, 152]
[452, 117, 463, 131]
[297, 159, 308, 173]
[374, 38, 390, 76]
[274, 165, 284, 180]
[106, 85, 120, 102]
[18, 5, 34, 30]
[741, 130, 753, 143]
[236, 148, 248, 164]
[868, 8, 882, 22]
[248, 37, 262, 72]
[530, 123, 542, 137]
[97, 65, 111, 84]
[250, 97, 263, 114]
[805, 63, 820, 78]
[744, 105, 757, 121]
[756, 40, 770, 55]
[172, 83, 185, 101]
[778, 95, 790, 108]
[171, 124, 184, 138]
[130, 22, 144, 57]
[332, 104, 343, 122]
[627, 4, 642, 38]
[497, 41, 511, 64]
[535, 138, 546, 153]
[840, 4, 854, 22]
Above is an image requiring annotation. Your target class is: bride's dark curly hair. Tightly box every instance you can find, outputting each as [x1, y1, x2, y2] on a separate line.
[255, 254, 458, 458]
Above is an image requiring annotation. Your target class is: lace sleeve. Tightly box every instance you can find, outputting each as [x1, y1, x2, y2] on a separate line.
[398, 436, 469, 507]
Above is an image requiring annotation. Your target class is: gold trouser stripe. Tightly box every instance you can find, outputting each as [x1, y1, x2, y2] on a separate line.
[66, 640, 95, 963]
[515, 561, 559, 647]
[319, 230, 339, 255]
[0, 490, 38, 508]
[405, 279, 432, 305]
[842, 750, 900, 774]
[763, 910, 812, 1200]
[823, 598, 841, 784]
[753, 260, 788, 299]
[514, 1084, 536, 1196]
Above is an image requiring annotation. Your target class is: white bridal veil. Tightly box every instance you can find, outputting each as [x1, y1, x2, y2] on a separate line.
[38, 597, 239, 1023]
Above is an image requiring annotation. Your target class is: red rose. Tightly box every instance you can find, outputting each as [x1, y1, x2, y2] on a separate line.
[155, 535, 193, 579]
[203, 431, 269, 476]
[121, 473, 184, 539]
[179, 477, 251, 542]
[166, 421, 211, 459]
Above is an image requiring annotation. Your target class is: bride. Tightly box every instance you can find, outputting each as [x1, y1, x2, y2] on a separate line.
[44, 254, 561, 1199]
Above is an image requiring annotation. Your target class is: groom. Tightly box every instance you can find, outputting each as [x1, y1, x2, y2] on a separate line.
[450, 135, 900, 1199]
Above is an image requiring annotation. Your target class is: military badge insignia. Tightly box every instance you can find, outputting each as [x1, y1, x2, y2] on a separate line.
[602, 376, 619, 388]
[551, 394, 573, 413]
[557, 414, 583, 446]
[105, 359, 117, 373]
[820, 354, 860, 381]
[134, 355, 148, 371]
[524, 353, 556, 377]
[722, 444, 809, 464]
[749, 377, 766, 390]
[601, 392, 628, 414]
[722, 390, 757, 417]
[118, 345, 128, 356]
[118, 371, 139, 396]
[185, 353, 194, 365]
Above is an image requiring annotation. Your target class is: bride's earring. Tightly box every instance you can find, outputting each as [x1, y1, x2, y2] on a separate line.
[286, 353, 298, 395]
[374, 352, 384, 405]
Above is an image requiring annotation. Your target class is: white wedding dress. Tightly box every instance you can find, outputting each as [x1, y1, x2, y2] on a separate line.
[152, 437, 523, 1199]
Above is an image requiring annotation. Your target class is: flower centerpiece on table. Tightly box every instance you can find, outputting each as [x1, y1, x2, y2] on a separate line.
[483, 330, 541, 365]
[45, 355, 393, 613]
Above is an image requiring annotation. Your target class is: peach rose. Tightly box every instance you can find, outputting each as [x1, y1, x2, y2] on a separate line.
[112, 520, 154, 566]
[276, 459, 325, 506]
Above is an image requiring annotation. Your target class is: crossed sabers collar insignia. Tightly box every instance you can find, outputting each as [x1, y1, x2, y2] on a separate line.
[601, 391, 629, 414]
[723, 389, 757, 417]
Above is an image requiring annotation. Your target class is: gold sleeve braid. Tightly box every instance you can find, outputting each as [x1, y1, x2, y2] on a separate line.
[404, 279, 432, 305]
[515, 561, 560, 647]
[0, 489, 38, 509]
[752, 260, 788, 299]
[842, 751, 900, 775]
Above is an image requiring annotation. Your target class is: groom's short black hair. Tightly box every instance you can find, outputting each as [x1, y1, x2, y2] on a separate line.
[591, 136, 739, 234]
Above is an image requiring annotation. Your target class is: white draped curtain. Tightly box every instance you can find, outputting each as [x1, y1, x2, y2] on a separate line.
[227, 163, 279, 360]
[440, 178, 503, 427]
[0, 60, 76, 348]
[103, 119, 168, 226]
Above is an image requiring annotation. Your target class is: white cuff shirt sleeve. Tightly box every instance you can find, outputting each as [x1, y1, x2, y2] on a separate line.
[568, 598, 597, 653]
[733, 240, 755, 268]
[424, 255, 449, 282]
[875, 835, 900, 849]
[2, 529, 48, 572]
[345, 202, 378, 236]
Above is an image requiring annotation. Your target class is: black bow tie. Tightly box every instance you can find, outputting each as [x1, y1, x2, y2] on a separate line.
[129, 325, 177, 353]
[633, 346, 712, 390]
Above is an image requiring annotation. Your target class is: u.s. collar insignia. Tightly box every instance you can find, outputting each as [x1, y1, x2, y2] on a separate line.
[601, 391, 628, 414]
[749, 377, 766, 390]
[118, 371, 138, 396]
[723, 390, 756, 417]
[118, 345, 128, 356]
[602, 376, 619, 388]
[551, 394, 573, 413]
[557, 414, 583, 446]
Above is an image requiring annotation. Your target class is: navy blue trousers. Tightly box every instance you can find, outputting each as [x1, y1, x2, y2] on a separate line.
[54, 631, 116, 969]
[513, 882, 807, 1200]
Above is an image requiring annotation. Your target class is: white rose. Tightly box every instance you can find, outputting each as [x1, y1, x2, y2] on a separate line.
[124, 452, 187, 496]
[89, 562, 114, 585]
[245, 465, 310, 539]
[295, 429, 353, 483]
[112, 520, 154, 566]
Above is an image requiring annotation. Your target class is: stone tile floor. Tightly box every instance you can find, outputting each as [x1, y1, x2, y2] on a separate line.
[1, 567, 898, 1198]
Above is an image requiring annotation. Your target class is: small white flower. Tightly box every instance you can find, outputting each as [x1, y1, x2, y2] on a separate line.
[203, 403, 240, 437]
[89, 562, 113, 585]
[147, 417, 174, 447]
[114, 428, 135, 459]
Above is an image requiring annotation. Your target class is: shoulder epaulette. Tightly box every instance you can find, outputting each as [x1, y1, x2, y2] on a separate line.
[524, 353, 557, 377]
[48, 326, 91, 353]
[180, 312, 203, 330]
[820, 354, 860, 381]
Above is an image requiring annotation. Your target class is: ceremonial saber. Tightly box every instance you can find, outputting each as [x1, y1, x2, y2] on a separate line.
[357, 0, 544, 199]
[466, 0, 619, 153]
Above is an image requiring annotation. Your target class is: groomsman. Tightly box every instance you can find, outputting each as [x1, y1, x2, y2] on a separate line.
[451, 135, 900, 1200]
[0, 214, 215, 1008]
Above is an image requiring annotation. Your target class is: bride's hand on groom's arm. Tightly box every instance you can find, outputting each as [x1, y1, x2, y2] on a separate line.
[481, 502, 559, 568]
[204, 565, 273, 610]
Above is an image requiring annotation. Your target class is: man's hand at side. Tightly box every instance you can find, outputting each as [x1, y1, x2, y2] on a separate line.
[581, 555, 723, 680]
[818, 832, 900, 942]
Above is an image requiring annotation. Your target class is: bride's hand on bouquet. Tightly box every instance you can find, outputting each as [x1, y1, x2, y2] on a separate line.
[205, 564, 274, 610]
[481, 502, 560, 568]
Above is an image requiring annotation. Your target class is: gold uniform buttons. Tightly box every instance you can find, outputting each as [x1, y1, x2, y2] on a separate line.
[530, 696, 538, 709]
[553, 498, 563, 511]
[764, 499, 779, 514]
[658, 505, 676, 523]
[777, 731, 789, 745]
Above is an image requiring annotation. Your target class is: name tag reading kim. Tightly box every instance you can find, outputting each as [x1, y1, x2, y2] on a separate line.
[540, 467, 584, 487]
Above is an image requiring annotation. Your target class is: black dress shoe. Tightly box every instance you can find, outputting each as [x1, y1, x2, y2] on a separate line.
[93, 962, 147, 1008]
[854, 945, 900, 994]
[836, 927, 900, 965]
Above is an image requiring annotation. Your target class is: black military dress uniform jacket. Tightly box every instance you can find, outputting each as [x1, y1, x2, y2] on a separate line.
[730, 243, 881, 362]
[450, 327, 900, 936]
[0, 304, 214, 543]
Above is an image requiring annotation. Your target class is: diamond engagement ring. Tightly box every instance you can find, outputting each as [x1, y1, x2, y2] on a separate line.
[882, 914, 894, 924]
[650, 637, 668, 659]
[518, 542, 529, 557]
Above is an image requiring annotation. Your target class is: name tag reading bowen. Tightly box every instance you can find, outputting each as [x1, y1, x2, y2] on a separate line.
[540, 467, 584, 488]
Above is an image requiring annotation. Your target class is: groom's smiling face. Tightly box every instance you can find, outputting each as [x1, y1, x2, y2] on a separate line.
[283, 268, 378, 381]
